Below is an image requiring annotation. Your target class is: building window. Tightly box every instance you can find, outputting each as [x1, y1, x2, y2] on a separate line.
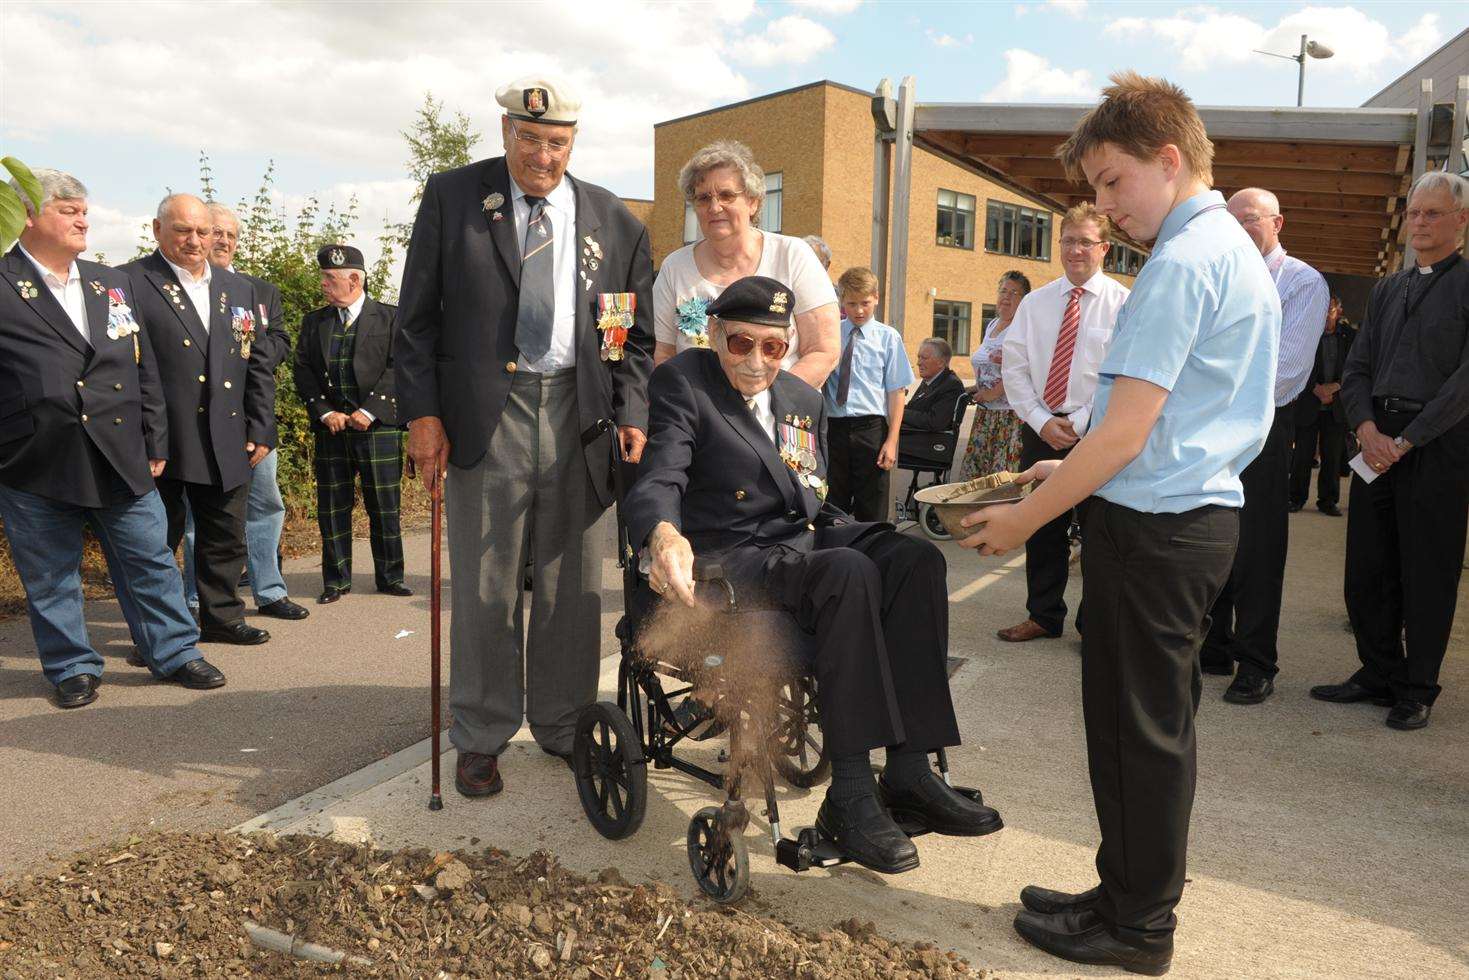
[1103, 242, 1146, 276]
[682, 202, 701, 245]
[933, 300, 972, 356]
[760, 172, 783, 233]
[936, 189, 977, 249]
[985, 200, 1052, 261]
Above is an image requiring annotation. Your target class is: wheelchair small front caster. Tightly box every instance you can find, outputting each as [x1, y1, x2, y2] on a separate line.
[687, 805, 749, 903]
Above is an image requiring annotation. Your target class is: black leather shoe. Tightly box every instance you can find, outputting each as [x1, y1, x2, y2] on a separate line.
[1317, 503, 1342, 517]
[55, 674, 100, 709]
[198, 621, 270, 645]
[317, 586, 349, 604]
[167, 658, 226, 690]
[1021, 883, 1101, 915]
[1223, 673, 1274, 704]
[456, 752, 503, 797]
[258, 597, 309, 620]
[1013, 909, 1172, 976]
[377, 583, 413, 597]
[1310, 679, 1393, 705]
[1386, 700, 1431, 730]
[815, 793, 919, 874]
[877, 771, 1002, 837]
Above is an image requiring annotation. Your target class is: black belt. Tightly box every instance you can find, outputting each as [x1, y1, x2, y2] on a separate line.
[1374, 397, 1424, 414]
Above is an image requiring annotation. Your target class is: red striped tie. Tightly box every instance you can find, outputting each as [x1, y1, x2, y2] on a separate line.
[1043, 286, 1084, 411]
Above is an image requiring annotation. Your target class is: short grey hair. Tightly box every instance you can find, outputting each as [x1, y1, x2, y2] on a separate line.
[9, 168, 87, 217]
[207, 201, 242, 231]
[156, 192, 207, 222]
[802, 235, 832, 269]
[919, 337, 952, 360]
[1409, 171, 1469, 210]
[678, 140, 766, 208]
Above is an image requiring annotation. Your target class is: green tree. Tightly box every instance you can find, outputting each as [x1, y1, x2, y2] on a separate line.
[390, 92, 481, 250]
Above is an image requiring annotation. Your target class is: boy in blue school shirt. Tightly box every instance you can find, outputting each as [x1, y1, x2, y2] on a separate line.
[823, 266, 914, 522]
[961, 71, 1279, 976]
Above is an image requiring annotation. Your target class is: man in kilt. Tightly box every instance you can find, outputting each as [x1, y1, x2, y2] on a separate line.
[293, 244, 411, 603]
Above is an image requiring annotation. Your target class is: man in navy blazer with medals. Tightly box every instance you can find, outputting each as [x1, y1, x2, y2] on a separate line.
[0, 170, 224, 708]
[120, 194, 275, 646]
[626, 277, 1001, 874]
[398, 75, 654, 798]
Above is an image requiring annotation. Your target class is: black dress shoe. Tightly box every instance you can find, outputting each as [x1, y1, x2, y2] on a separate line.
[318, 586, 349, 604]
[167, 658, 226, 690]
[1309, 679, 1393, 705]
[257, 597, 309, 620]
[455, 752, 503, 797]
[1317, 502, 1342, 517]
[54, 674, 100, 709]
[1021, 883, 1101, 915]
[877, 771, 1003, 836]
[1386, 700, 1431, 730]
[1223, 673, 1274, 704]
[198, 621, 270, 645]
[377, 583, 413, 597]
[814, 793, 919, 874]
[1013, 909, 1172, 976]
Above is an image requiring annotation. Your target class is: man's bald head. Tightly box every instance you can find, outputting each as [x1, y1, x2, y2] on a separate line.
[153, 193, 214, 275]
[1227, 187, 1283, 256]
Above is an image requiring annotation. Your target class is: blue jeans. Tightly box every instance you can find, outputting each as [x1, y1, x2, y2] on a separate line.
[0, 483, 201, 685]
[183, 449, 287, 608]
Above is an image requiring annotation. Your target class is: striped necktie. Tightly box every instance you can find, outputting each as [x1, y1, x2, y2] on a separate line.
[516, 195, 555, 363]
[1042, 287, 1084, 411]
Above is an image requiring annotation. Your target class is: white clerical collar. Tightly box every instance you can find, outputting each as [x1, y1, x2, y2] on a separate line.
[17, 241, 79, 287]
[163, 253, 212, 287]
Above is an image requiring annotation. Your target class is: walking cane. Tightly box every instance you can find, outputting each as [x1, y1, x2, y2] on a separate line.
[429, 472, 444, 812]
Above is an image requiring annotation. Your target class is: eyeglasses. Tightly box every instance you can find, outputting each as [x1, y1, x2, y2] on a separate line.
[723, 330, 789, 360]
[1060, 237, 1106, 250]
[509, 121, 572, 158]
[693, 189, 745, 209]
[1405, 207, 1463, 223]
[1235, 213, 1278, 226]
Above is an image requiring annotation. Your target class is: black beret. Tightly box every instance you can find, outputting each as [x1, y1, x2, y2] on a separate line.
[317, 244, 365, 272]
[706, 275, 795, 328]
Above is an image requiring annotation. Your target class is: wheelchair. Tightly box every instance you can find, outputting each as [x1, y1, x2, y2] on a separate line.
[895, 392, 973, 541]
[569, 461, 982, 904]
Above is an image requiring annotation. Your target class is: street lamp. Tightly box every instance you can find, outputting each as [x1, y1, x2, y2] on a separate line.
[1254, 34, 1335, 106]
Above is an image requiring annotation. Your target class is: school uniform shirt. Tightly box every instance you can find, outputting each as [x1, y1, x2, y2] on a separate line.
[823, 318, 915, 419]
[1091, 191, 1280, 514]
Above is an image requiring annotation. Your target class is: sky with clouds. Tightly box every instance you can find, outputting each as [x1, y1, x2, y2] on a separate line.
[1, 1, 1461, 267]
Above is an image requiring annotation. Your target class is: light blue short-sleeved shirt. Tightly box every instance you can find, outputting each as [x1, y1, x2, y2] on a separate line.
[823, 318, 916, 419]
[1091, 191, 1281, 513]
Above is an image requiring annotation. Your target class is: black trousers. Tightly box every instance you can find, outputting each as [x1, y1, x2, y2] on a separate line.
[1289, 408, 1346, 508]
[1344, 413, 1469, 706]
[157, 477, 249, 628]
[313, 429, 405, 590]
[1200, 407, 1292, 678]
[1081, 499, 1237, 946]
[826, 416, 890, 523]
[1019, 424, 1073, 634]
[727, 526, 960, 758]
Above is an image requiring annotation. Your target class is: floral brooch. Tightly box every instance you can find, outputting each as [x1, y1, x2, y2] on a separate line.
[675, 295, 710, 347]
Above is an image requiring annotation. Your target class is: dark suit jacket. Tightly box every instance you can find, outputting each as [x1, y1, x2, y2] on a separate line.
[0, 248, 167, 507]
[118, 250, 275, 491]
[1293, 322, 1357, 425]
[625, 349, 871, 588]
[294, 297, 400, 430]
[239, 272, 291, 371]
[902, 368, 966, 432]
[396, 156, 654, 508]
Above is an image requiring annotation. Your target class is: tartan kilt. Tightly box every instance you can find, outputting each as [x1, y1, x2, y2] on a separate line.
[313, 427, 404, 589]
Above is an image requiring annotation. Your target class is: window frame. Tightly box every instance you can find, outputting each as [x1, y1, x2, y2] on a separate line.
[932, 298, 974, 356]
[760, 171, 783, 233]
[936, 188, 977, 250]
[984, 199, 1052, 261]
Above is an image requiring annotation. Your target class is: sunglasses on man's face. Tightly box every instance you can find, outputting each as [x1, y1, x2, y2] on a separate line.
[724, 331, 789, 360]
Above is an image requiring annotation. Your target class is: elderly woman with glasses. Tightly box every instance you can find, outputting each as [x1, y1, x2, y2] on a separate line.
[652, 141, 839, 388]
[958, 270, 1032, 481]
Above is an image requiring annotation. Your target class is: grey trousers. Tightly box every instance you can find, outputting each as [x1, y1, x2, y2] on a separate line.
[446, 368, 607, 756]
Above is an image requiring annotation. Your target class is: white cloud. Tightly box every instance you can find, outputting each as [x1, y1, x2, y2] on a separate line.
[925, 29, 974, 48]
[1046, 0, 1087, 15]
[83, 204, 153, 266]
[983, 49, 1096, 102]
[1396, 13, 1442, 63]
[728, 15, 837, 66]
[789, 0, 863, 14]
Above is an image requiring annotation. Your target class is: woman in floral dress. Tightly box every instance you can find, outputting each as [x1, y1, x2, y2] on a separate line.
[959, 271, 1031, 481]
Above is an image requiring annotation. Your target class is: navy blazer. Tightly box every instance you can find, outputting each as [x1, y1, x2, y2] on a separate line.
[0, 248, 167, 507]
[294, 297, 400, 429]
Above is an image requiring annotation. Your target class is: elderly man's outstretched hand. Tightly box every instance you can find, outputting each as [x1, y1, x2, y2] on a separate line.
[956, 460, 1061, 556]
[647, 521, 697, 607]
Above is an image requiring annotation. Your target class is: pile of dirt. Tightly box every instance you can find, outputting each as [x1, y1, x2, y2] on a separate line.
[0, 832, 979, 978]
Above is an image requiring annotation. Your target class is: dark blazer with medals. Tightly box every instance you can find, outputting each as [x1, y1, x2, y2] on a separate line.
[0, 248, 167, 508]
[396, 156, 654, 507]
[294, 297, 400, 429]
[119, 250, 275, 491]
[902, 368, 966, 432]
[239, 272, 292, 371]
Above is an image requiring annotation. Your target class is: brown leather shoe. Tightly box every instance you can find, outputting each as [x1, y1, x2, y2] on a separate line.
[455, 752, 503, 797]
[997, 619, 1059, 643]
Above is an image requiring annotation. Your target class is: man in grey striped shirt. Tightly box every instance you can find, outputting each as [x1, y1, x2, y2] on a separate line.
[1200, 187, 1329, 704]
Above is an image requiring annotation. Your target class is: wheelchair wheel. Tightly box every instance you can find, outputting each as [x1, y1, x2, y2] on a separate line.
[919, 503, 952, 541]
[687, 806, 749, 904]
[573, 701, 647, 841]
[771, 678, 830, 789]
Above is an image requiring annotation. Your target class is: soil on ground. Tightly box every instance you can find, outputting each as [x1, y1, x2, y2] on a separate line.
[0, 831, 979, 979]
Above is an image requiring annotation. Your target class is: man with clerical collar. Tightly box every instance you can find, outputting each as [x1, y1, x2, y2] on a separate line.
[1311, 171, 1469, 731]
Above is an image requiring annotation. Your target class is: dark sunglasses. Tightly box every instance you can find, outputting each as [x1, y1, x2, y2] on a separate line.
[724, 331, 789, 360]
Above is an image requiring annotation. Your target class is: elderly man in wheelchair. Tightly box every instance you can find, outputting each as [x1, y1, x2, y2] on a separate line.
[624, 275, 1002, 876]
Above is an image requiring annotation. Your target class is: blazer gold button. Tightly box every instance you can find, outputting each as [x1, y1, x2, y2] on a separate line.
[113, 418, 122, 425]
[114, 383, 123, 390]
[230, 411, 237, 417]
[734, 490, 746, 500]
[223, 380, 232, 389]
[806, 523, 815, 531]
[505, 361, 517, 373]
[183, 339, 191, 346]
[80, 414, 88, 422]
[198, 374, 206, 383]
[198, 406, 205, 413]
[76, 380, 84, 388]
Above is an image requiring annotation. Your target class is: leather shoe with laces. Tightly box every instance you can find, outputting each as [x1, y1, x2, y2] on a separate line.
[1020, 883, 1101, 915]
[258, 597, 310, 620]
[455, 752, 503, 797]
[168, 659, 226, 690]
[1317, 503, 1342, 517]
[1223, 673, 1273, 704]
[877, 771, 1002, 836]
[815, 792, 919, 874]
[997, 618, 1059, 643]
[1309, 679, 1393, 705]
[54, 674, 100, 709]
[318, 586, 349, 604]
[377, 583, 413, 597]
[1386, 700, 1431, 730]
[199, 621, 270, 645]
[1013, 909, 1172, 976]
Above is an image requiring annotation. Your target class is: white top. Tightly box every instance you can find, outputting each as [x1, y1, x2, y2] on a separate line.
[747, 387, 776, 443]
[163, 253, 213, 331]
[970, 318, 1012, 411]
[18, 242, 89, 345]
[653, 230, 837, 372]
[1002, 269, 1129, 437]
[1263, 244, 1330, 407]
[511, 175, 577, 373]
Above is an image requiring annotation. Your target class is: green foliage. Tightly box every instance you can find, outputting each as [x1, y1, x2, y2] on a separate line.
[390, 92, 482, 249]
[1, 156, 44, 251]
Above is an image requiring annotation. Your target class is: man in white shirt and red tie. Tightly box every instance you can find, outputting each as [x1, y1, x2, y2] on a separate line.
[999, 203, 1129, 642]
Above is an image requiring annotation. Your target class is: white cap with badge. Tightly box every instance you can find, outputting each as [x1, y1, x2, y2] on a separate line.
[495, 76, 580, 127]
